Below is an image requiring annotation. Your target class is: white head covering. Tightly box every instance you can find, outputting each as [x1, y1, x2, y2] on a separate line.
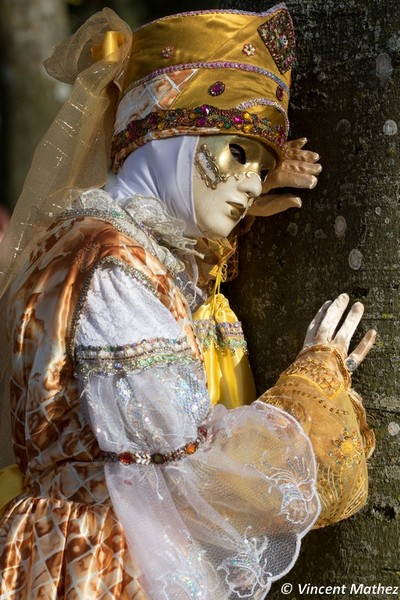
[110, 136, 203, 238]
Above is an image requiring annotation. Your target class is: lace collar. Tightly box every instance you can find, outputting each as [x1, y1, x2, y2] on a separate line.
[60, 189, 205, 307]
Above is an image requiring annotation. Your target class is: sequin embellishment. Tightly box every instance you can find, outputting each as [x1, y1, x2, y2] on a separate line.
[162, 45, 175, 58]
[282, 357, 345, 399]
[208, 81, 225, 96]
[242, 43, 256, 56]
[257, 8, 295, 74]
[329, 429, 363, 468]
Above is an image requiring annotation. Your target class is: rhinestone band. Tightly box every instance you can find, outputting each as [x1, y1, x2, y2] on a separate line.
[126, 61, 289, 96]
[102, 426, 208, 466]
[75, 337, 196, 376]
[235, 97, 289, 133]
[193, 318, 248, 354]
[112, 104, 286, 171]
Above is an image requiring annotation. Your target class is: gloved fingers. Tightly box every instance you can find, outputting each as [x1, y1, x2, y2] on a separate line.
[347, 329, 377, 368]
[284, 148, 321, 164]
[302, 300, 333, 347]
[249, 193, 302, 217]
[312, 293, 350, 349]
[279, 159, 322, 175]
[263, 170, 319, 192]
[334, 302, 365, 355]
[285, 137, 308, 150]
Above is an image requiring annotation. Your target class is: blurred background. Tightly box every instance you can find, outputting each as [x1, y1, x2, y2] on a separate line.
[0, 0, 218, 239]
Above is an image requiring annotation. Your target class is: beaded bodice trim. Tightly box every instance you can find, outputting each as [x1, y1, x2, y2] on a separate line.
[102, 426, 208, 466]
[193, 319, 248, 354]
[75, 336, 197, 377]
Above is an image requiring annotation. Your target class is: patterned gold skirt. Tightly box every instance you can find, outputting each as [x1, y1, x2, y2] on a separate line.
[0, 463, 145, 600]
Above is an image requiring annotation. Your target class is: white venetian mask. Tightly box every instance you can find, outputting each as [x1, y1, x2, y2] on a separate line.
[193, 135, 276, 239]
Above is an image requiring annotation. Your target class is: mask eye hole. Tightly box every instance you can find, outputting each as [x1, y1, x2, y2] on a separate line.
[260, 168, 270, 182]
[229, 143, 247, 165]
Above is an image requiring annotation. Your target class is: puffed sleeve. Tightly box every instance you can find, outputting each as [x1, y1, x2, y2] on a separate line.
[73, 261, 321, 600]
[74, 263, 210, 454]
[259, 345, 375, 528]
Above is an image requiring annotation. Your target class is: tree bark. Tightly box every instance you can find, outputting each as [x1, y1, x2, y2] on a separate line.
[0, 0, 69, 209]
[222, 0, 400, 596]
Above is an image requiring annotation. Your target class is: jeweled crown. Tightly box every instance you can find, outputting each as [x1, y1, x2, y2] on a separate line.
[111, 3, 295, 171]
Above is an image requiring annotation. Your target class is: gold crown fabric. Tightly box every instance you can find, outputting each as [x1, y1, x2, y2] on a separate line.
[111, 3, 295, 171]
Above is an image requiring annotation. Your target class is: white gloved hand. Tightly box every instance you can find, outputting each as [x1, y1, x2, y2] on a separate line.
[300, 293, 377, 372]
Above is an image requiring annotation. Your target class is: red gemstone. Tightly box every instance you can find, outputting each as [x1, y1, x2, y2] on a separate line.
[119, 452, 136, 465]
[276, 86, 284, 101]
[200, 104, 211, 115]
[198, 426, 207, 439]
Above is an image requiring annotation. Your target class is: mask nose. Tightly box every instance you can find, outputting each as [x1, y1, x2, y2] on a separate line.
[237, 171, 263, 199]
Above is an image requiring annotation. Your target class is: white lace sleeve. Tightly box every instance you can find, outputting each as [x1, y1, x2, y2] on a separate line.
[75, 264, 210, 452]
[74, 264, 320, 600]
[75, 264, 183, 345]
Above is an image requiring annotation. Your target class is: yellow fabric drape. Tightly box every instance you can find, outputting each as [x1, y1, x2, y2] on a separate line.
[193, 265, 256, 408]
[0, 464, 24, 517]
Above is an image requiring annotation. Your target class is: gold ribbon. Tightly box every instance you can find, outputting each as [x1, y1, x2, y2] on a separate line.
[91, 31, 125, 63]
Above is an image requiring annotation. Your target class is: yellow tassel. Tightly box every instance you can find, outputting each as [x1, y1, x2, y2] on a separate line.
[193, 262, 256, 408]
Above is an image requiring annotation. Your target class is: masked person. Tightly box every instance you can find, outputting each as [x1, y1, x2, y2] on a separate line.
[0, 6, 375, 600]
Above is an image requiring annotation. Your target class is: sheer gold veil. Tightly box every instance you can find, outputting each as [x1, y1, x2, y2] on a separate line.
[0, 9, 132, 459]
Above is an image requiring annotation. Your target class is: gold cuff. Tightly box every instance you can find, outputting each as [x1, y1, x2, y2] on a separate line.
[296, 344, 351, 389]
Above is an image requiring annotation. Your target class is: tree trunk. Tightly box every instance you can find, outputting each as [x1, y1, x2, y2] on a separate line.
[221, 0, 400, 596]
[0, 0, 69, 209]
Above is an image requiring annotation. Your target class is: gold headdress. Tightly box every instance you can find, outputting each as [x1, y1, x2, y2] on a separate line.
[0, 4, 295, 300]
[112, 3, 295, 171]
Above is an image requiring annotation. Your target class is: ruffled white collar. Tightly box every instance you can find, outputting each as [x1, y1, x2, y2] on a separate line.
[62, 188, 204, 307]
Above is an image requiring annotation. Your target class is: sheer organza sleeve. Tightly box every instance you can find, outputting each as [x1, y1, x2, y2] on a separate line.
[74, 263, 321, 599]
[259, 346, 375, 528]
